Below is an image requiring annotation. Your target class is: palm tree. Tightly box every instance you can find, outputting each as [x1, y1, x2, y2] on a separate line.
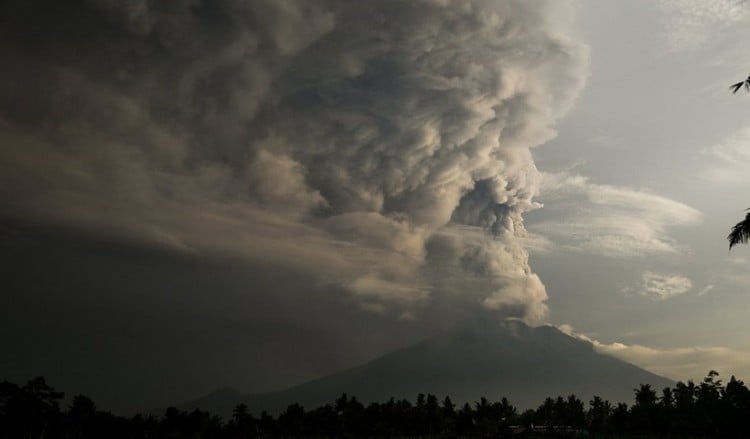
[728, 209, 750, 250]
[727, 76, 750, 249]
[730, 74, 750, 94]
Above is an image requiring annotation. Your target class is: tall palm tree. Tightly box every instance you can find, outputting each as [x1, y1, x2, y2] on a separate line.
[728, 209, 750, 250]
[730, 74, 750, 94]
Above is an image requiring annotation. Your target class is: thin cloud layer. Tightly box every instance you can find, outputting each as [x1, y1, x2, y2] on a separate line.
[558, 324, 750, 382]
[700, 126, 750, 185]
[528, 172, 702, 258]
[658, 0, 750, 52]
[638, 271, 693, 301]
[0, 1, 588, 323]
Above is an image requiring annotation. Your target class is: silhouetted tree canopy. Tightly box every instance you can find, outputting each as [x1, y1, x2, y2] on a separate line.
[3, 371, 750, 437]
[730, 74, 750, 94]
[728, 209, 750, 250]
[727, 76, 750, 250]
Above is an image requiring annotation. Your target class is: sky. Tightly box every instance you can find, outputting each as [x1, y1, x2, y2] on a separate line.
[2, 0, 750, 414]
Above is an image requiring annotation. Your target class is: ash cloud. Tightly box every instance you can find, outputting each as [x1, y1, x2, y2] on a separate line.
[0, 0, 587, 323]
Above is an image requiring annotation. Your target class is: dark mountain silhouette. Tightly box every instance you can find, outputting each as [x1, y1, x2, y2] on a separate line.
[180, 320, 673, 416]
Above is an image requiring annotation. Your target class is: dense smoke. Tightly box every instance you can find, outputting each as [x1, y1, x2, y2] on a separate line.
[0, 0, 587, 323]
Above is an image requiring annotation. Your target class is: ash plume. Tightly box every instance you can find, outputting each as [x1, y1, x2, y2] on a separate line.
[0, 0, 588, 323]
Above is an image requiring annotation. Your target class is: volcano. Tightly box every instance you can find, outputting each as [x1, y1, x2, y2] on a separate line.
[180, 321, 673, 416]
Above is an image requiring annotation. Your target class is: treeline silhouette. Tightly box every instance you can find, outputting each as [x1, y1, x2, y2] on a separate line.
[3, 371, 750, 438]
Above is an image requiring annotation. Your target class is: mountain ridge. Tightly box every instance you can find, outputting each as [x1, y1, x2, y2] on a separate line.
[179, 321, 673, 416]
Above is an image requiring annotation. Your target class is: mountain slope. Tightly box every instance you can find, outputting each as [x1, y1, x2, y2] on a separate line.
[181, 321, 673, 416]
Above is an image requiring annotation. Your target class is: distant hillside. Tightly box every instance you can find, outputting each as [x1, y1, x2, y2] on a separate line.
[180, 321, 673, 416]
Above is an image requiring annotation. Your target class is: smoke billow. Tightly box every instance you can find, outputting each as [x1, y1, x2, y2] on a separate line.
[0, 0, 587, 323]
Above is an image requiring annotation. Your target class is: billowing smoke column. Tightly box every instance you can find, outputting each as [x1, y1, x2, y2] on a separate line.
[0, 0, 587, 323]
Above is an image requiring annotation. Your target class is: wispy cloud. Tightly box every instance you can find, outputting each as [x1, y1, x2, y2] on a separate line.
[696, 285, 715, 296]
[658, 0, 750, 52]
[700, 126, 750, 185]
[528, 172, 702, 257]
[558, 324, 750, 381]
[637, 271, 693, 300]
[703, 258, 750, 292]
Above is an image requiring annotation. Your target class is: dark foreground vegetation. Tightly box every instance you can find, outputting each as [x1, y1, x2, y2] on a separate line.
[3, 371, 750, 438]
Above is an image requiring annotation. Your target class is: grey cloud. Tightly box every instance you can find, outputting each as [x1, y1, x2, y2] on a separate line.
[658, 0, 750, 52]
[528, 172, 702, 258]
[0, 0, 587, 323]
[558, 324, 750, 382]
[699, 127, 750, 185]
[637, 271, 693, 301]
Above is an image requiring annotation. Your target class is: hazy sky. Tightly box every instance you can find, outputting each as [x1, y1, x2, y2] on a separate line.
[528, 0, 750, 383]
[2, 0, 750, 414]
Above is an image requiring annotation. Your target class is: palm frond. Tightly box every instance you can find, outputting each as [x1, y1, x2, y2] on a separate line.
[728, 209, 750, 250]
[730, 81, 744, 94]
